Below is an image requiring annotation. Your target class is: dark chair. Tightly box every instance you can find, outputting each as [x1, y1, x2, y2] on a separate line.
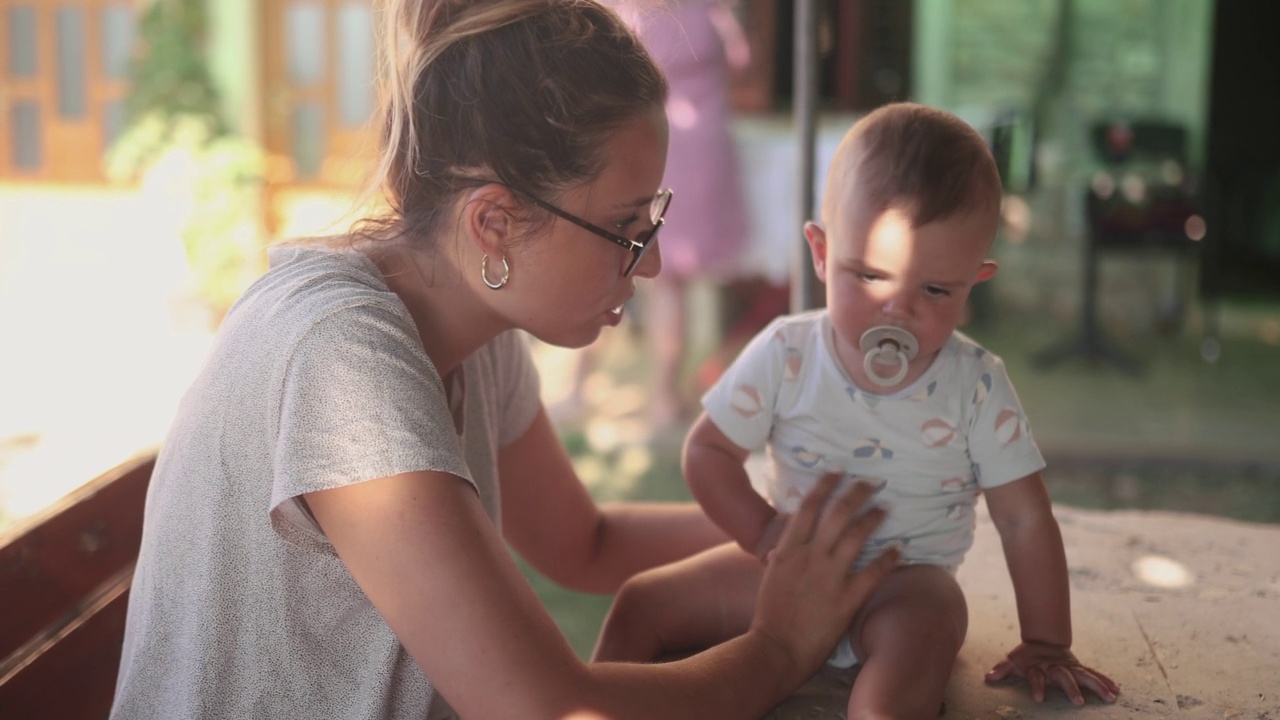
[1033, 120, 1201, 374]
[0, 453, 155, 720]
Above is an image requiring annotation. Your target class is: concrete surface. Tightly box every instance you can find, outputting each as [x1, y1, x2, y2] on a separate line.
[766, 501, 1280, 719]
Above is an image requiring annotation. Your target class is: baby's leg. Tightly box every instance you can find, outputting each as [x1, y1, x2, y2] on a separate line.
[845, 564, 968, 719]
[592, 542, 762, 662]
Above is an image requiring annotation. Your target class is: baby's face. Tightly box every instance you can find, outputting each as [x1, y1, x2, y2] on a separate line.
[815, 199, 997, 383]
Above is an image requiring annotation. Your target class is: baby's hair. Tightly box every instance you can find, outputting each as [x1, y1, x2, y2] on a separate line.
[354, 0, 667, 245]
[824, 102, 1002, 229]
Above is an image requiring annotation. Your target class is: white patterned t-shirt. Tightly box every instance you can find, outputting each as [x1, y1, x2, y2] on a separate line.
[111, 246, 541, 720]
[703, 310, 1045, 570]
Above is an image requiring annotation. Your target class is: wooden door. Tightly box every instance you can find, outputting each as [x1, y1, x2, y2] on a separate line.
[0, 0, 135, 182]
[262, 0, 377, 235]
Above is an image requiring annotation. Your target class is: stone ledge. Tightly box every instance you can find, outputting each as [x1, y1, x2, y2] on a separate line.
[764, 502, 1280, 719]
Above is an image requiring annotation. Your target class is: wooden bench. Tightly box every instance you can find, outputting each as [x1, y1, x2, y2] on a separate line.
[0, 451, 155, 720]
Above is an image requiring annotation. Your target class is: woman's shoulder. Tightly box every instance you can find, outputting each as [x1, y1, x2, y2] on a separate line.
[265, 242, 382, 287]
[248, 244, 399, 315]
[216, 243, 414, 356]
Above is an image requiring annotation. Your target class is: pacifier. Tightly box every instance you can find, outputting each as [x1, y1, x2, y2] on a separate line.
[859, 326, 918, 387]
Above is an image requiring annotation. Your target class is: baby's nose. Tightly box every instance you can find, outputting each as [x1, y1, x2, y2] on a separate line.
[881, 292, 915, 318]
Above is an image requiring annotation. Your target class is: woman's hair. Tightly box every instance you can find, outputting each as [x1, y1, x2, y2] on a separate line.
[824, 102, 1003, 229]
[354, 0, 668, 245]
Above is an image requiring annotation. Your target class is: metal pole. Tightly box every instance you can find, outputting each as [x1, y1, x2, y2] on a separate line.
[792, 0, 819, 313]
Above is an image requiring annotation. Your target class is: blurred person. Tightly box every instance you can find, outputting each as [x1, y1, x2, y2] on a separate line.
[608, 0, 752, 427]
[108, 2, 898, 719]
[592, 103, 1120, 717]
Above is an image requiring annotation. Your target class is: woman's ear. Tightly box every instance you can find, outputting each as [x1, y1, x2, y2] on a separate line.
[460, 184, 517, 257]
[803, 221, 829, 281]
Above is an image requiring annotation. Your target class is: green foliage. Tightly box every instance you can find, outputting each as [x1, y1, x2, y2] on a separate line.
[124, 0, 223, 135]
[108, 113, 265, 312]
[107, 0, 264, 317]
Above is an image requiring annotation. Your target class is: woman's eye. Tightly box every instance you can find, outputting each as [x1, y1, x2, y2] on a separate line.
[857, 272, 882, 283]
[614, 213, 640, 231]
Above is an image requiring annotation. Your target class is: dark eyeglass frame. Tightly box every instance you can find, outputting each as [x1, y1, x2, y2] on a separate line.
[449, 178, 672, 277]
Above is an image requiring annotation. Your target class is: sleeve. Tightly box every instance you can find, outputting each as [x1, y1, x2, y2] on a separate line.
[269, 301, 474, 552]
[965, 356, 1046, 490]
[700, 317, 790, 452]
[492, 330, 542, 447]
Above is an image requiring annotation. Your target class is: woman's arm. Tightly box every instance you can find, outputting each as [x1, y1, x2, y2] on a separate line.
[306, 468, 896, 719]
[499, 408, 728, 594]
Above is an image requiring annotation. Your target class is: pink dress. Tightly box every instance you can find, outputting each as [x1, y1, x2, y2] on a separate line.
[628, 1, 750, 281]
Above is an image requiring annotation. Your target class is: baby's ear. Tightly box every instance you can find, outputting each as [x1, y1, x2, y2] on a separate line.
[974, 260, 999, 283]
[803, 221, 828, 278]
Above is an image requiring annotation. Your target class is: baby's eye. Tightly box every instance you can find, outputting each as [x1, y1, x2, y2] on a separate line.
[925, 285, 952, 297]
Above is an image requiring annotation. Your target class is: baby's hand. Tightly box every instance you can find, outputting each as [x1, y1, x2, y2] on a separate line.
[752, 512, 791, 562]
[985, 641, 1120, 706]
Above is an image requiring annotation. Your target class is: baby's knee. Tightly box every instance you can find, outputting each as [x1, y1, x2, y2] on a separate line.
[856, 565, 969, 655]
[601, 569, 682, 637]
[919, 566, 968, 639]
[594, 571, 685, 662]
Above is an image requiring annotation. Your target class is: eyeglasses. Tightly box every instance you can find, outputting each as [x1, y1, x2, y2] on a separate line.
[451, 178, 672, 277]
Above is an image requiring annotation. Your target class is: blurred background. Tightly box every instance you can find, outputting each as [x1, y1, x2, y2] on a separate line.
[1, 0, 1277, 656]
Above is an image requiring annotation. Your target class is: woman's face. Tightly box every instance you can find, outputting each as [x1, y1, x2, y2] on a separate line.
[505, 105, 670, 348]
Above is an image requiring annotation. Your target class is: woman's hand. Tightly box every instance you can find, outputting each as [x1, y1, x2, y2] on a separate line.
[985, 641, 1120, 705]
[750, 474, 899, 675]
[751, 512, 791, 561]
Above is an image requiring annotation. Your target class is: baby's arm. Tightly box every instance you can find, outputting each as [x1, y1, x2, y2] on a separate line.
[986, 472, 1072, 647]
[983, 473, 1120, 705]
[683, 413, 781, 558]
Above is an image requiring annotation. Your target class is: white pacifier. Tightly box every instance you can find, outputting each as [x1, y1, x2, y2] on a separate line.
[859, 326, 918, 387]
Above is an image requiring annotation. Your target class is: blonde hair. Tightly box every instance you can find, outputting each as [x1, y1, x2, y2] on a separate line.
[354, 0, 667, 244]
[824, 102, 1002, 229]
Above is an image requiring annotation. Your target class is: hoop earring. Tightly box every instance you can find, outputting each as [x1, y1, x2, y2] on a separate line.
[481, 254, 509, 290]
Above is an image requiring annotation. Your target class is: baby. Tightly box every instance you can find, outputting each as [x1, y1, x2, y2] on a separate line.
[592, 102, 1119, 717]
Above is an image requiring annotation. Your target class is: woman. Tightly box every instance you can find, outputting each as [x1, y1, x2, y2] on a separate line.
[110, 2, 897, 718]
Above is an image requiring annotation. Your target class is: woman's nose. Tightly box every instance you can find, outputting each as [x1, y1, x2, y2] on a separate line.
[633, 239, 663, 279]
